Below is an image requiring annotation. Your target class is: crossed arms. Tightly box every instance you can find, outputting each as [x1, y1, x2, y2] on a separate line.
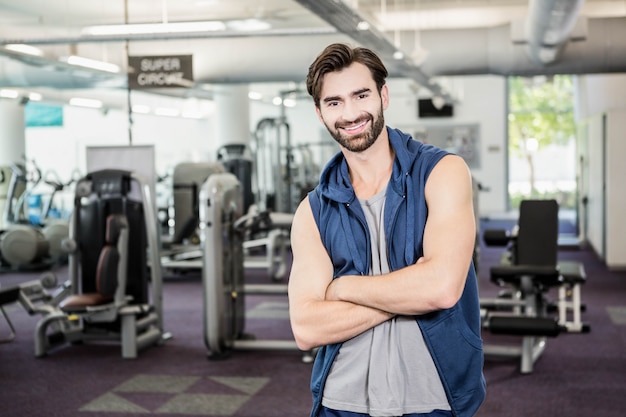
[287, 155, 476, 351]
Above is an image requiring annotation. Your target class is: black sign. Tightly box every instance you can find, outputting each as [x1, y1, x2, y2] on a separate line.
[128, 55, 193, 89]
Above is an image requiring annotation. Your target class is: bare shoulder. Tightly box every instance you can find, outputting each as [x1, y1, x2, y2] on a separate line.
[428, 154, 471, 185]
[292, 195, 313, 229]
[426, 154, 473, 205]
[432, 154, 471, 177]
[288, 194, 334, 294]
[290, 195, 318, 247]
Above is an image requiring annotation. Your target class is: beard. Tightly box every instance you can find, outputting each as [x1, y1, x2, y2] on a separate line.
[324, 106, 385, 153]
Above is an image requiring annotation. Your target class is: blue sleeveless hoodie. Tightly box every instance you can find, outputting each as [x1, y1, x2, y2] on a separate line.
[306, 127, 486, 417]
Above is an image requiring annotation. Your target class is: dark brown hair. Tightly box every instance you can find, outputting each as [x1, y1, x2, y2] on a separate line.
[306, 43, 388, 108]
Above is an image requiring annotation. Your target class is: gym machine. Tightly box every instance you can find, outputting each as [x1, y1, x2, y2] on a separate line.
[239, 206, 292, 281]
[161, 154, 292, 281]
[0, 161, 70, 270]
[253, 117, 293, 213]
[0, 165, 10, 231]
[29, 169, 169, 358]
[216, 144, 292, 280]
[160, 161, 224, 271]
[199, 172, 312, 362]
[480, 199, 589, 374]
[0, 272, 71, 344]
[243, 117, 301, 280]
[217, 144, 255, 214]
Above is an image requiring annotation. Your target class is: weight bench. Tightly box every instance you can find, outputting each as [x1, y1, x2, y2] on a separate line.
[481, 199, 589, 373]
[554, 260, 588, 333]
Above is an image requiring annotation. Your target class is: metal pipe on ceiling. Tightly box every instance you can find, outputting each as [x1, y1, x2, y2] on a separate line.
[292, 0, 455, 103]
[418, 17, 626, 77]
[0, 27, 338, 45]
[525, 0, 586, 65]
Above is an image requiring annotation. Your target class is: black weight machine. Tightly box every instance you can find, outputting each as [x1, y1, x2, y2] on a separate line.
[25, 169, 169, 358]
[480, 199, 589, 374]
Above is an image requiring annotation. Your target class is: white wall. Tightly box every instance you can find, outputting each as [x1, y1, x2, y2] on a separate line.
[580, 114, 606, 259]
[0, 101, 26, 165]
[385, 75, 508, 216]
[576, 74, 626, 119]
[248, 75, 508, 216]
[606, 109, 626, 268]
[25, 104, 217, 181]
[576, 73, 626, 269]
[19, 74, 510, 219]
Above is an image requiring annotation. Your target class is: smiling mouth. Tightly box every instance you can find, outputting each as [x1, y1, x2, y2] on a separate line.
[339, 117, 370, 134]
[342, 120, 367, 131]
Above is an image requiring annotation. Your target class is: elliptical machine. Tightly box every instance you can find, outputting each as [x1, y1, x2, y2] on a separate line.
[0, 161, 50, 269]
[0, 160, 71, 270]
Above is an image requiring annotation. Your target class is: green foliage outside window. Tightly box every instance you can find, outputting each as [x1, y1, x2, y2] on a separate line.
[508, 75, 576, 209]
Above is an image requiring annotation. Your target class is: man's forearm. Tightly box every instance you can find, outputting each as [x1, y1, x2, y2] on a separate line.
[291, 297, 394, 350]
[325, 264, 455, 315]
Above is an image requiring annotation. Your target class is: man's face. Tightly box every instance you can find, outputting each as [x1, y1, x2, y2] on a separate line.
[316, 62, 389, 153]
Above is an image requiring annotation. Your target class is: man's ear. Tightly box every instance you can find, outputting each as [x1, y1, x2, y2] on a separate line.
[381, 84, 390, 110]
[315, 105, 324, 123]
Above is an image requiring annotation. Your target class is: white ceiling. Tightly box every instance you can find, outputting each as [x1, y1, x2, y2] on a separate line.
[1, 0, 625, 106]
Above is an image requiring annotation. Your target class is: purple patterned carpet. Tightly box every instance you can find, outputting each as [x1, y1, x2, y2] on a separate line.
[1, 231, 625, 416]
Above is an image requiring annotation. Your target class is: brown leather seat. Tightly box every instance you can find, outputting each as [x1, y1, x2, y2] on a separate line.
[60, 214, 127, 312]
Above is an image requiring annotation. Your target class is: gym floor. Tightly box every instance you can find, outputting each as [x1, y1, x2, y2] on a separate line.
[1, 224, 625, 417]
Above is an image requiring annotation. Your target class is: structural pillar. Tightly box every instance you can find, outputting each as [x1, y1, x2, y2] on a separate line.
[0, 99, 26, 229]
[211, 84, 255, 211]
[0, 99, 26, 164]
[212, 84, 250, 152]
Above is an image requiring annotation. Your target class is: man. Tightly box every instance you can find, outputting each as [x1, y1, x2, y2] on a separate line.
[288, 43, 485, 417]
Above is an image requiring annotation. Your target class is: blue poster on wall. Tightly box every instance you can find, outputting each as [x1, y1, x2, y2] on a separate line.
[25, 102, 64, 127]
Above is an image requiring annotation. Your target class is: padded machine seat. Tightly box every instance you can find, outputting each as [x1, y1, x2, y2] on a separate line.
[491, 264, 562, 288]
[60, 214, 128, 313]
[481, 200, 590, 373]
[558, 260, 587, 285]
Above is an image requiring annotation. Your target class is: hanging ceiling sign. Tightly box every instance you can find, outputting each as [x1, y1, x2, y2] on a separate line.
[127, 55, 193, 89]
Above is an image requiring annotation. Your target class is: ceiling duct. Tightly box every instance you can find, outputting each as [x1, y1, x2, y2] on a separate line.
[1, 1, 624, 95]
[292, 0, 455, 103]
[0, 27, 338, 46]
[418, 16, 626, 77]
[0, 53, 125, 89]
[525, 0, 586, 65]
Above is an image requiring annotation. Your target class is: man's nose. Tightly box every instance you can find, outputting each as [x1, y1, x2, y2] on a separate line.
[341, 100, 361, 122]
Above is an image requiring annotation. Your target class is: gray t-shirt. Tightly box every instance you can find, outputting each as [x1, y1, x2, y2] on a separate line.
[321, 188, 450, 416]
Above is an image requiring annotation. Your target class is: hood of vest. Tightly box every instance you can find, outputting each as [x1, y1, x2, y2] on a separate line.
[316, 127, 429, 269]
